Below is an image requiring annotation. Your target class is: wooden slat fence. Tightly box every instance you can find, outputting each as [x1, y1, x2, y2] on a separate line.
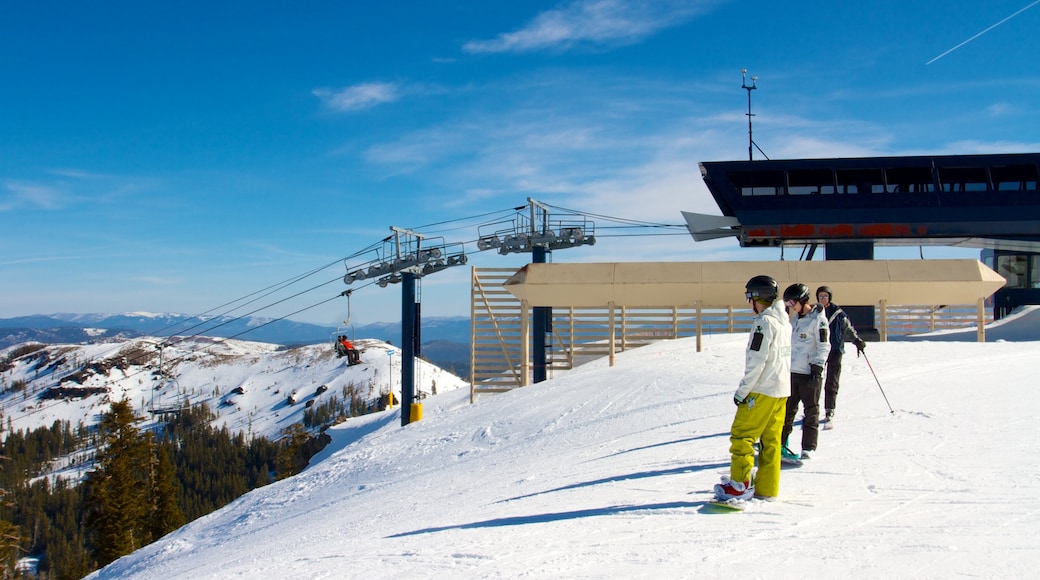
[470, 268, 993, 400]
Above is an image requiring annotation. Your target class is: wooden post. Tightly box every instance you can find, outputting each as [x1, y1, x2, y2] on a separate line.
[608, 301, 616, 367]
[977, 297, 986, 343]
[620, 305, 627, 352]
[568, 306, 575, 369]
[470, 267, 477, 403]
[879, 300, 888, 342]
[696, 305, 703, 352]
[520, 299, 530, 386]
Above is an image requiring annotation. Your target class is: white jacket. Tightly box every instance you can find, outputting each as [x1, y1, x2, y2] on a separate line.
[790, 305, 831, 374]
[736, 299, 792, 401]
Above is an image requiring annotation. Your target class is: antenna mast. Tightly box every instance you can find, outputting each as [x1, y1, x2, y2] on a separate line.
[741, 68, 758, 161]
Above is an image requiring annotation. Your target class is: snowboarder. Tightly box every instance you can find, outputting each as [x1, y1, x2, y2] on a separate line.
[815, 286, 866, 425]
[714, 275, 792, 503]
[781, 283, 831, 461]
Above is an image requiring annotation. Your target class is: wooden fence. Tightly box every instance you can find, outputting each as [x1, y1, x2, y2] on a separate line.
[470, 268, 993, 399]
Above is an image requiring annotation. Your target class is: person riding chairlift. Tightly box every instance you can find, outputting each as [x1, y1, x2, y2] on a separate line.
[337, 335, 361, 365]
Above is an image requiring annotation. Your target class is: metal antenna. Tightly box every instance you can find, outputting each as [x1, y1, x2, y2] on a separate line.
[741, 69, 758, 161]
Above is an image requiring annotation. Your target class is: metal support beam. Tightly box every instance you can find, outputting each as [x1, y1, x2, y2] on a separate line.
[400, 271, 417, 426]
[532, 246, 549, 383]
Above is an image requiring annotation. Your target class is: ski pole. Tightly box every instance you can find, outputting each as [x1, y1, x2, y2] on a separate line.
[861, 350, 894, 414]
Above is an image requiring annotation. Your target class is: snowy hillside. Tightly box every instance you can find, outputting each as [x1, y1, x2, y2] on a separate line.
[83, 309, 1040, 579]
[1, 336, 468, 448]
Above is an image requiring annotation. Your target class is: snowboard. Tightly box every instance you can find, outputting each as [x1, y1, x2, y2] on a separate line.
[780, 456, 804, 468]
[707, 498, 747, 511]
[822, 419, 834, 430]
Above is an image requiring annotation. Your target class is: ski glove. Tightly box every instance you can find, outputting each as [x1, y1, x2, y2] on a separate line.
[733, 394, 755, 408]
[810, 364, 824, 381]
[854, 339, 866, 356]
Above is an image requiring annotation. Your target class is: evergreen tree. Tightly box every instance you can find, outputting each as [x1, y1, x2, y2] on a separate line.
[84, 399, 151, 566]
[0, 518, 26, 578]
[0, 454, 27, 579]
[149, 443, 185, 539]
[0, 401, 279, 577]
[276, 424, 311, 480]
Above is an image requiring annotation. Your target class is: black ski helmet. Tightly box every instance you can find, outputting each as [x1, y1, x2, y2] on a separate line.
[745, 275, 779, 302]
[816, 285, 833, 301]
[783, 283, 811, 304]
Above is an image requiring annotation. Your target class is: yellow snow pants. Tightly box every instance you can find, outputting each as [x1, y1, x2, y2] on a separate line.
[729, 393, 787, 498]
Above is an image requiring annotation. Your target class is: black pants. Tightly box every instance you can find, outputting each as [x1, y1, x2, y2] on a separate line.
[824, 349, 843, 412]
[782, 372, 822, 452]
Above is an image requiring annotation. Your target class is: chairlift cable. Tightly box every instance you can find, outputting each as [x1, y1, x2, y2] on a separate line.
[409, 207, 527, 234]
[539, 201, 684, 227]
[15, 200, 708, 418]
[28, 280, 382, 412]
[141, 258, 346, 340]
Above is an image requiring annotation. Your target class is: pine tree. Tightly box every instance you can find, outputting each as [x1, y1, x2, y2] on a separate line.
[84, 399, 151, 566]
[0, 452, 27, 579]
[0, 518, 26, 577]
[149, 443, 185, 539]
[276, 424, 311, 479]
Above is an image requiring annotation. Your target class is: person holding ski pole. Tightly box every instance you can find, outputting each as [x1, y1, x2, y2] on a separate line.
[781, 283, 831, 461]
[815, 286, 867, 425]
[714, 275, 792, 502]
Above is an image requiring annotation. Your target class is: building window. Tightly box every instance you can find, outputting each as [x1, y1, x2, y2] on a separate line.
[991, 164, 1039, 192]
[836, 168, 884, 194]
[996, 255, 1030, 288]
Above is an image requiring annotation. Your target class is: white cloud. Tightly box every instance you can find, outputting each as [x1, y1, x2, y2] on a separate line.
[314, 82, 401, 112]
[463, 0, 721, 54]
[1, 180, 70, 211]
[986, 102, 1015, 117]
[1, 170, 157, 212]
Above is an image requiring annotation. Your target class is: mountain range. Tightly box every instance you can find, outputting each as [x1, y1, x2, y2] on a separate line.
[0, 312, 472, 377]
[1, 335, 468, 446]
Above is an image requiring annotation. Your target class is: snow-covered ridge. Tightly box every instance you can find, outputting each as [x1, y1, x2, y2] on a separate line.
[84, 308, 1040, 579]
[1, 336, 467, 443]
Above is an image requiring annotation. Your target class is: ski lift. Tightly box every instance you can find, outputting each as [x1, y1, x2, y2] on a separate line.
[330, 291, 362, 365]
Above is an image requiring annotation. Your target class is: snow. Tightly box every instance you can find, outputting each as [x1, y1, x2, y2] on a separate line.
[2, 337, 467, 448]
[83, 308, 1040, 579]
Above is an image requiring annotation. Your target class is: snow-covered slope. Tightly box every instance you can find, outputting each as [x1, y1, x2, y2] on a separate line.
[84, 315, 1040, 579]
[1, 336, 467, 446]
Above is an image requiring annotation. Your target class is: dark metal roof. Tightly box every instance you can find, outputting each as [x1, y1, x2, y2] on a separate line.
[698, 153, 1040, 250]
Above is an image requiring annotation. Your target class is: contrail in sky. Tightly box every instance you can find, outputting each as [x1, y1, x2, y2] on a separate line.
[927, 0, 1040, 64]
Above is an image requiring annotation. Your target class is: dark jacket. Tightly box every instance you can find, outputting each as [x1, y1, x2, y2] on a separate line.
[821, 303, 863, 354]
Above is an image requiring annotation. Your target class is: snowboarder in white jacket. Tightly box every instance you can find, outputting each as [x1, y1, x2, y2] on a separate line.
[715, 275, 792, 502]
[781, 283, 831, 460]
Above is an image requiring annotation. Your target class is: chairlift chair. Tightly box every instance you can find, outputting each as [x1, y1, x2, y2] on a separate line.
[331, 290, 354, 358]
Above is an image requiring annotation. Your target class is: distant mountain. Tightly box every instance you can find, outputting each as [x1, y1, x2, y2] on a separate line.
[0, 313, 470, 346]
[347, 316, 471, 345]
[0, 312, 472, 374]
[0, 326, 139, 348]
[420, 338, 471, 379]
[0, 336, 468, 443]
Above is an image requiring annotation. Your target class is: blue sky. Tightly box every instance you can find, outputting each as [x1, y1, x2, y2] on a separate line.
[2, 0, 1039, 326]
